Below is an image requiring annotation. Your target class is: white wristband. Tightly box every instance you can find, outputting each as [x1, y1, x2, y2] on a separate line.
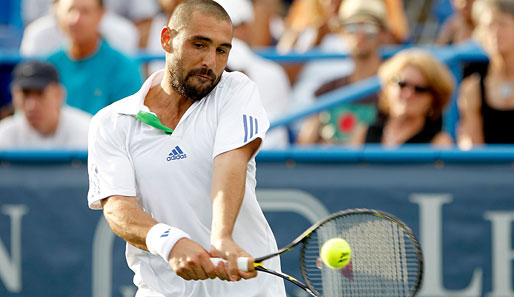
[146, 223, 190, 262]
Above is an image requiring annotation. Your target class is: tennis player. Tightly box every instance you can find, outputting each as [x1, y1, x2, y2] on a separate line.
[87, 0, 286, 296]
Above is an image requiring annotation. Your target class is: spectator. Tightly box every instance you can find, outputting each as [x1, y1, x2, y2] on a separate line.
[458, 0, 514, 148]
[20, 0, 139, 56]
[354, 50, 454, 147]
[0, 61, 90, 149]
[46, 0, 143, 115]
[296, 0, 386, 144]
[216, 0, 292, 148]
[436, 0, 476, 45]
[290, 0, 406, 131]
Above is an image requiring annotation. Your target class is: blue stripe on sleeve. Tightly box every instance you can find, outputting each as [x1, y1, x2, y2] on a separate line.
[255, 118, 258, 134]
[243, 114, 248, 143]
[249, 116, 254, 139]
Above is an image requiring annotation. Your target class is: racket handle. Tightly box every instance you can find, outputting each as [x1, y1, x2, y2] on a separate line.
[210, 257, 249, 271]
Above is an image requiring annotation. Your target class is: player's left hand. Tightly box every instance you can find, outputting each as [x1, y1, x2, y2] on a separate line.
[210, 236, 257, 281]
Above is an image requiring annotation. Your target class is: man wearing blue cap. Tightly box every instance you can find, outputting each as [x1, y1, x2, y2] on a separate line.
[0, 61, 91, 149]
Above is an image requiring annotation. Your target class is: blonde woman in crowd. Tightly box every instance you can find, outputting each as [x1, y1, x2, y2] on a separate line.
[352, 50, 454, 147]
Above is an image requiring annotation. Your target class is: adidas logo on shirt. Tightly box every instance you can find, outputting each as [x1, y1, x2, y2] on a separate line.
[167, 146, 187, 161]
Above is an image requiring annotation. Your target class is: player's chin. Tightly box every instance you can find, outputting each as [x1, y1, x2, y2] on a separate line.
[196, 81, 216, 93]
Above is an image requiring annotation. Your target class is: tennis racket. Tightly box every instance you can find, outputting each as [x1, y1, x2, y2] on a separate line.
[212, 208, 423, 297]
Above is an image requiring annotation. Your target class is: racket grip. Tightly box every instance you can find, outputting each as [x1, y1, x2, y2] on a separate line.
[210, 257, 249, 271]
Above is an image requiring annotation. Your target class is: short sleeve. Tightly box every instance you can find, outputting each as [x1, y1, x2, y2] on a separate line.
[212, 76, 270, 158]
[87, 110, 136, 209]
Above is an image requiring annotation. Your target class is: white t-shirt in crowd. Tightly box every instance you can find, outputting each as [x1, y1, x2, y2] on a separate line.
[20, 13, 139, 57]
[0, 106, 91, 149]
[87, 70, 286, 297]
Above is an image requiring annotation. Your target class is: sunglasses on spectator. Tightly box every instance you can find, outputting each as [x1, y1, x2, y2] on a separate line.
[392, 78, 432, 94]
[342, 22, 380, 36]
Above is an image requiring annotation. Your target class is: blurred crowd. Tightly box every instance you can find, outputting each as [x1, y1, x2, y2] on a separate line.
[1, 0, 514, 150]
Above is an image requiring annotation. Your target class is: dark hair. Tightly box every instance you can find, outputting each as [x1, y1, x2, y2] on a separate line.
[169, 0, 231, 28]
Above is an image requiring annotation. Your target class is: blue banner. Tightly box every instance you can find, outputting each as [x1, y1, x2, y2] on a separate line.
[0, 158, 513, 297]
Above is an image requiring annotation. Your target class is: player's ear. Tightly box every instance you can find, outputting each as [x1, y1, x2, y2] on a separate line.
[161, 26, 178, 53]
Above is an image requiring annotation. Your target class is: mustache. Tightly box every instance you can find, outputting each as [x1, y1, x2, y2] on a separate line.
[188, 68, 216, 80]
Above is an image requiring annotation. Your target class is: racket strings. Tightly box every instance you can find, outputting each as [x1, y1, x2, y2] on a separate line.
[300, 213, 421, 297]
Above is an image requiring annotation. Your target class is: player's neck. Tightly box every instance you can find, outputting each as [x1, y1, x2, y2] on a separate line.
[158, 68, 196, 109]
[145, 84, 195, 130]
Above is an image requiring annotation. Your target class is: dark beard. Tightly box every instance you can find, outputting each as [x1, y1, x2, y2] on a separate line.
[169, 60, 220, 101]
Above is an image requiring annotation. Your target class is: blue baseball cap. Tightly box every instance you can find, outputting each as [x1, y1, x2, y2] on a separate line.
[11, 61, 60, 90]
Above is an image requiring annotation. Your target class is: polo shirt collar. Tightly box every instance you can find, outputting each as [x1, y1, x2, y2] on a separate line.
[116, 69, 164, 116]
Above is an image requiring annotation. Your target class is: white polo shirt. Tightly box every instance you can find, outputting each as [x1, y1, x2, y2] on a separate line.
[87, 70, 286, 297]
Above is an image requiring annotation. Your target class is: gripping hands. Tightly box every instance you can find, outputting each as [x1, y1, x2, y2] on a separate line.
[167, 237, 257, 281]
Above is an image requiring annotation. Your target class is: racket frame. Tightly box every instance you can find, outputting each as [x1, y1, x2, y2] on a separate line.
[255, 208, 423, 297]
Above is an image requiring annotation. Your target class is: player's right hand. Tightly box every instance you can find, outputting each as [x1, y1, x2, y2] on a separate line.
[210, 237, 257, 281]
[168, 238, 217, 281]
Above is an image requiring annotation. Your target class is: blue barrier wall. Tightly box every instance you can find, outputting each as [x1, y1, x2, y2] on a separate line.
[0, 148, 513, 297]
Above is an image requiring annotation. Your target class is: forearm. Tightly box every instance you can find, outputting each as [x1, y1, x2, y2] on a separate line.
[209, 141, 261, 281]
[296, 115, 321, 145]
[102, 196, 218, 281]
[101, 195, 158, 251]
[467, 120, 485, 144]
[459, 117, 484, 146]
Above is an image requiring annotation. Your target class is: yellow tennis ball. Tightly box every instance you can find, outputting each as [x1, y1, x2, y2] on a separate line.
[320, 238, 352, 269]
